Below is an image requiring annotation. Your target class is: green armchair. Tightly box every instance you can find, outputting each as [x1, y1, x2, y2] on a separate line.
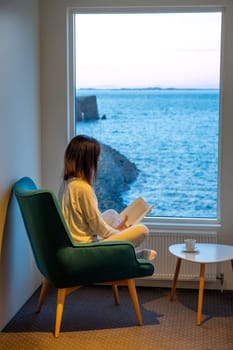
[13, 177, 154, 337]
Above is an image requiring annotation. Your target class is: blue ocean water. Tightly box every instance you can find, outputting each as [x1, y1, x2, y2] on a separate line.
[75, 89, 219, 218]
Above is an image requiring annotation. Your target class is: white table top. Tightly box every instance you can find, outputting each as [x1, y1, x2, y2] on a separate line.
[169, 243, 233, 264]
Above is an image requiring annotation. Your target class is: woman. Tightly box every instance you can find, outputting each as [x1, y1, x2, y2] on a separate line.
[59, 135, 156, 260]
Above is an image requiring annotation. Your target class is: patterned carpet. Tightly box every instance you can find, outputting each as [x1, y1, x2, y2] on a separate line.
[1, 285, 233, 350]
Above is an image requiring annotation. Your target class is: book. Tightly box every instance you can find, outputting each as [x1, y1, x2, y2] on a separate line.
[119, 197, 154, 227]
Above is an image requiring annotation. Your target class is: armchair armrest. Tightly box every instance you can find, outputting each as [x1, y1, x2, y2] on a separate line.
[54, 240, 154, 288]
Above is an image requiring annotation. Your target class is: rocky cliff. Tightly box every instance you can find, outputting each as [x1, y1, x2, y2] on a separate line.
[95, 143, 138, 212]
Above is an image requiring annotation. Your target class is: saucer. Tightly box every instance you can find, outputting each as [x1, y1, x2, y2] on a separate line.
[182, 245, 199, 253]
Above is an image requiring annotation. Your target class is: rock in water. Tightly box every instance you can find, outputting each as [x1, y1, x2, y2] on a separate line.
[76, 95, 99, 121]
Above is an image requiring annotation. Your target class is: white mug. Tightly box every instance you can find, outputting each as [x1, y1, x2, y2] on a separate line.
[184, 239, 196, 251]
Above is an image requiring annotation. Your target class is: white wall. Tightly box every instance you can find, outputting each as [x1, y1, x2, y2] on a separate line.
[40, 0, 233, 287]
[0, 0, 42, 330]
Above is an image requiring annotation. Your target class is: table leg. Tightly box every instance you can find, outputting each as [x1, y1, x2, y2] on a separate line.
[170, 258, 182, 301]
[197, 263, 205, 326]
[231, 259, 233, 271]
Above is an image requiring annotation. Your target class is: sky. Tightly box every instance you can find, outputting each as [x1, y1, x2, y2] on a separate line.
[75, 12, 222, 89]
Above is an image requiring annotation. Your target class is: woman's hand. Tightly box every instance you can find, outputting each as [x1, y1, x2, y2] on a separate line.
[116, 216, 129, 230]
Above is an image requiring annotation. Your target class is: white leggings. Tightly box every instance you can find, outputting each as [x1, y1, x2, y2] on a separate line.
[101, 209, 149, 247]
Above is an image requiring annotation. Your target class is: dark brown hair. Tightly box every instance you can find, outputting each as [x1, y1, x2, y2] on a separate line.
[63, 135, 100, 184]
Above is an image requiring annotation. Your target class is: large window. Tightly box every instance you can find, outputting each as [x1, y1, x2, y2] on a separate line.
[71, 11, 222, 220]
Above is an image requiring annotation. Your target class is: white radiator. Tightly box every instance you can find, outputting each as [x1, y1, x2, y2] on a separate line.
[138, 230, 218, 281]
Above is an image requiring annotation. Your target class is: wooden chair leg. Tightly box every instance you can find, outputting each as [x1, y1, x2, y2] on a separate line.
[55, 288, 66, 338]
[112, 283, 120, 305]
[36, 279, 50, 313]
[127, 279, 142, 326]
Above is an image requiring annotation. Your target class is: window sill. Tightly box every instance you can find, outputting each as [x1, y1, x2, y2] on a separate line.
[143, 217, 221, 232]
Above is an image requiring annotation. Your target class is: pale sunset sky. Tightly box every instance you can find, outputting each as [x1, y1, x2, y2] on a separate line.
[75, 12, 222, 89]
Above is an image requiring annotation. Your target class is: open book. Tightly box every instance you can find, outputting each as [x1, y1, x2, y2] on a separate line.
[119, 197, 154, 227]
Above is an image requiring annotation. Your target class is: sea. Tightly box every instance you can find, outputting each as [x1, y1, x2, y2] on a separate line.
[75, 88, 219, 219]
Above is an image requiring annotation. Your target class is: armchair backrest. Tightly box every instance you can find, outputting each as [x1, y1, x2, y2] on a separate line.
[13, 177, 73, 283]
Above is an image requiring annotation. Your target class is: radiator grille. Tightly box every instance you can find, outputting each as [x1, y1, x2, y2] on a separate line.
[138, 230, 218, 281]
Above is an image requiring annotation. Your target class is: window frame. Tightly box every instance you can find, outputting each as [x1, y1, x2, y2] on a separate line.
[67, 5, 224, 231]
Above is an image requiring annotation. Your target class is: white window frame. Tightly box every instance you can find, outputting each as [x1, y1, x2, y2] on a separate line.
[66, 5, 224, 233]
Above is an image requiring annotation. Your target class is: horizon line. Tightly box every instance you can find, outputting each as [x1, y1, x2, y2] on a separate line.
[76, 86, 219, 91]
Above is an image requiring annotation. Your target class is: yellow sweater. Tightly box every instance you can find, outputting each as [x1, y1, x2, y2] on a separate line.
[58, 177, 119, 243]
